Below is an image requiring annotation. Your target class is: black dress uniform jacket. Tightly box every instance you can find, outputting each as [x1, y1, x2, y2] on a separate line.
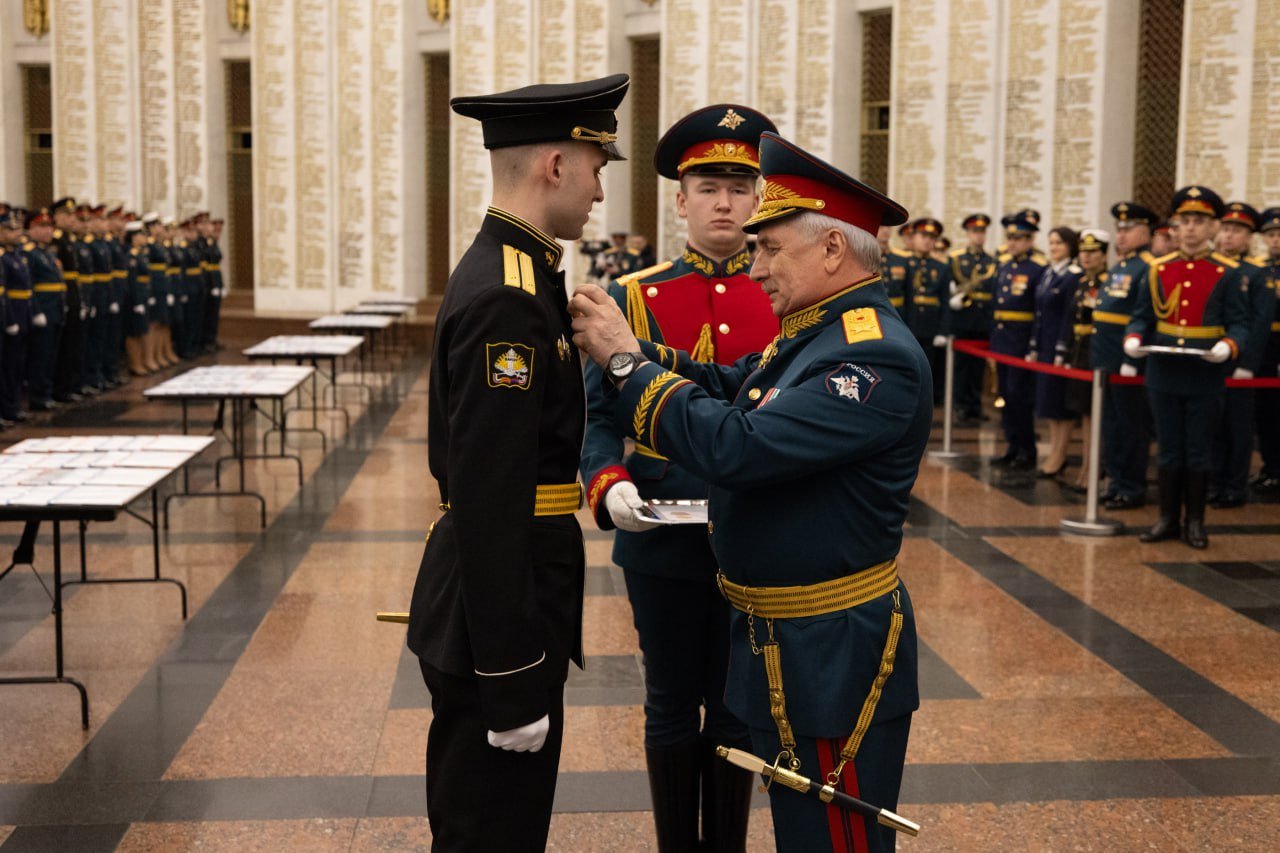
[407, 208, 585, 732]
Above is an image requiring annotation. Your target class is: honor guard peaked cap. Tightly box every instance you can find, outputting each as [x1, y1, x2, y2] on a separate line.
[1110, 201, 1158, 225]
[450, 73, 630, 161]
[1078, 229, 1110, 252]
[1154, 218, 1172, 234]
[962, 213, 991, 230]
[653, 104, 777, 180]
[743, 132, 908, 235]
[141, 211, 160, 225]
[1001, 210, 1039, 234]
[1221, 201, 1261, 231]
[911, 217, 943, 237]
[51, 197, 76, 214]
[124, 221, 144, 234]
[25, 208, 51, 229]
[1260, 208, 1280, 233]
[1170, 185, 1224, 219]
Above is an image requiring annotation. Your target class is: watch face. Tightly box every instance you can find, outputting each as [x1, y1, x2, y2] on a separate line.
[609, 353, 633, 375]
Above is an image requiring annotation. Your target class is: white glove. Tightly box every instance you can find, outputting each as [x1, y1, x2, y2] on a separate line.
[605, 480, 662, 533]
[487, 714, 549, 753]
[32, 313, 47, 328]
[147, 297, 156, 306]
[133, 304, 147, 315]
[211, 288, 221, 297]
[4, 324, 17, 336]
[80, 307, 88, 320]
[1232, 367, 1254, 380]
[1122, 336, 1146, 359]
[1202, 341, 1231, 364]
[1053, 355, 1064, 367]
[166, 294, 175, 306]
[1119, 364, 1139, 377]
[180, 295, 189, 303]
[949, 293, 965, 311]
[108, 302, 120, 314]
[89, 307, 97, 318]
[932, 335, 947, 348]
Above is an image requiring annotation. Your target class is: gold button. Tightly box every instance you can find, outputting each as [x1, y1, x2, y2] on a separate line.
[708, 521, 714, 535]
[1177, 338, 1185, 345]
[1217, 267, 1224, 273]
[1182, 299, 1189, 306]
[997, 323, 1004, 329]
[715, 283, 727, 294]
[647, 286, 658, 297]
[718, 323, 730, 334]
[748, 388, 762, 401]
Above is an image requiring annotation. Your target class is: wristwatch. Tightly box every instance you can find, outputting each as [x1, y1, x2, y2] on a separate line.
[606, 351, 648, 385]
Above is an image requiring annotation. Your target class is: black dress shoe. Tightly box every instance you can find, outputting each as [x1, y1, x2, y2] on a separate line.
[54, 392, 82, 403]
[30, 400, 57, 412]
[1009, 454, 1037, 471]
[81, 385, 101, 396]
[1211, 495, 1246, 509]
[1183, 518, 1209, 549]
[9, 411, 28, 423]
[1104, 494, 1145, 510]
[1037, 461, 1068, 479]
[990, 448, 1018, 466]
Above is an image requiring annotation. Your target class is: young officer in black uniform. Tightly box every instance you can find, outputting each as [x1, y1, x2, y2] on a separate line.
[22, 208, 67, 411]
[1254, 208, 1280, 494]
[404, 73, 629, 853]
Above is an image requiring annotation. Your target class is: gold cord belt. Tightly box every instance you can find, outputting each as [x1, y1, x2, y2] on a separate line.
[993, 310, 1033, 322]
[34, 283, 67, 292]
[717, 562, 903, 783]
[1156, 321, 1223, 339]
[1092, 310, 1130, 325]
[437, 482, 583, 519]
[1073, 324, 1094, 337]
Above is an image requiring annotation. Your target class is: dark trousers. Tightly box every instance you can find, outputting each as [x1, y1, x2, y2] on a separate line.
[622, 569, 750, 750]
[1102, 379, 1151, 499]
[1, 330, 28, 419]
[953, 346, 985, 416]
[185, 289, 205, 357]
[202, 291, 222, 348]
[104, 306, 123, 383]
[1212, 388, 1255, 499]
[420, 660, 564, 853]
[53, 291, 84, 398]
[83, 311, 105, 387]
[27, 322, 62, 405]
[750, 715, 911, 853]
[996, 362, 1035, 456]
[1257, 375, 1280, 479]
[915, 337, 944, 405]
[1150, 390, 1219, 471]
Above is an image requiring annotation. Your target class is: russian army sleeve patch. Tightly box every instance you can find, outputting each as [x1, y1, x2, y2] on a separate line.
[486, 342, 535, 390]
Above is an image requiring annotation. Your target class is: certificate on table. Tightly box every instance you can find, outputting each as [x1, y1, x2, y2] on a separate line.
[636, 499, 709, 525]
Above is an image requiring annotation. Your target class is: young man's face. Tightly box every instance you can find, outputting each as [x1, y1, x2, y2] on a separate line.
[1265, 229, 1280, 257]
[676, 174, 757, 256]
[913, 231, 937, 255]
[1178, 213, 1217, 253]
[965, 227, 986, 249]
[1005, 233, 1033, 255]
[1216, 221, 1253, 256]
[548, 144, 607, 241]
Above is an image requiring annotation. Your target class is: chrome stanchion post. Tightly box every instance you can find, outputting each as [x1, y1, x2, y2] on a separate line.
[1061, 368, 1122, 536]
[929, 335, 963, 459]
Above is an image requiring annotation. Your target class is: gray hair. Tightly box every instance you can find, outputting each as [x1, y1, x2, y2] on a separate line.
[790, 212, 882, 272]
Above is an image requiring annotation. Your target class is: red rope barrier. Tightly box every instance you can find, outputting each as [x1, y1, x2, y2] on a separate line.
[950, 339, 1280, 388]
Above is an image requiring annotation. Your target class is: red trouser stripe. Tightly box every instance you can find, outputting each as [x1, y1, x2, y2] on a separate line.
[816, 737, 869, 853]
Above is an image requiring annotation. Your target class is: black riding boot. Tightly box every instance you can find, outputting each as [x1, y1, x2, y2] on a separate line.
[646, 742, 702, 853]
[1183, 469, 1209, 549]
[1140, 467, 1183, 543]
[700, 739, 754, 852]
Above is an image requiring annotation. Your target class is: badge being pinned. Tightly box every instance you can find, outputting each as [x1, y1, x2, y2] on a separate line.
[825, 363, 880, 403]
[487, 342, 535, 390]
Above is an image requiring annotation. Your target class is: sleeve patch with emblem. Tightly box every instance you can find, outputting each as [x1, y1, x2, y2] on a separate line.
[486, 342, 535, 390]
[842, 307, 883, 345]
[825, 363, 880, 403]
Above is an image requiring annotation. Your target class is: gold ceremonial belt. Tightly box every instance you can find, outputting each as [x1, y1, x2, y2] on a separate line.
[185, 268, 202, 275]
[993, 310, 1034, 323]
[1156, 321, 1223, 339]
[1092, 311, 1130, 325]
[34, 283, 67, 292]
[1073, 324, 1094, 337]
[6, 290, 32, 300]
[913, 296, 939, 306]
[968, 293, 993, 302]
[1272, 322, 1280, 332]
[717, 560, 898, 619]
[439, 483, 583, 518]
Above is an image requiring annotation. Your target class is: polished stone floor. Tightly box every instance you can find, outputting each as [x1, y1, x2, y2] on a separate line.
[1, 340, 1278, 851]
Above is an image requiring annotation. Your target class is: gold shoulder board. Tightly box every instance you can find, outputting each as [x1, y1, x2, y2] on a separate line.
[1211, 252, 1238, 269]
[502, 244, 537, 295]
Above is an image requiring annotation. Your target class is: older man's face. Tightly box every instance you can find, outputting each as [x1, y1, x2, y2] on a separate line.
[749, 219, 829, 317]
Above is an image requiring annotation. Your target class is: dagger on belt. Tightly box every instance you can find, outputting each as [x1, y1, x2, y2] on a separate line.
[716, 746, 920, 837]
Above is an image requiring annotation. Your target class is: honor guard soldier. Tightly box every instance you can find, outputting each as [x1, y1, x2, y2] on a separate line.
[948, 213, 996, 423]
[580, 103, 778, 852]
[123, 221, 153, 375]
[198, 213, 223, 353]
[146, 215, 179, 369]
[1253, 207, 1280, 494]
[404, 73, 629, 852]
[907, 217, 951, 404]
[0, 207, 27, 423]
[178, 217, 206, 359]
[991, 211, 1047, 469]
[1124, 186, 1249, 549]
[51, 197, 86, 403]
[1210, 202, 1275, 507]
[22, 208, 66, 411]
[1095, 202, 1157, 509]
[882, 223, 914, 319]
[82, 205, 114, 392]
[102, 206, 129, 387]
[572, 132, 926, 853]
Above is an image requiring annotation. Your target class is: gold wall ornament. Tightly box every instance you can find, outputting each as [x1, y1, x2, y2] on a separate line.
[23, 0, 50, 38]
[427, 0, 449, 24]
[228, 0, 250, 33]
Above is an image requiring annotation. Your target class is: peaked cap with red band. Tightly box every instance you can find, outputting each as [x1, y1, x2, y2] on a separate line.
[1170, 185, 1224, 219]
[1221, 200, 1260, 231]
[653, 103, 777, 181]
[742, 132, 908, 235]
[912, 217, 943, 237]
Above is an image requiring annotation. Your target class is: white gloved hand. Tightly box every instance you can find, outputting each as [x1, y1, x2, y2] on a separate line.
[1202, 340, 1231, 364]
[166, 294, 175, 306]
[89, 307, 97, 318]
[487, 714, 550, 753]
[1053, 355, 1064, 367]
[211, 288, 221, 297]
[948, 293, 965, 311]
[133, 304, 147, 315]
[605, 480, 662, 533]
[108, 302, 120, 314]
[32, 313, 47, 328]
[4, 324, 17, 336]
[1122, 336, 1146, 359]
[932, 335, 947, 348]
[1232, 366, 1254, 380]
[180, 295, 189, 303]
[80, 307, 89, 320]
[147, 297, 156, 306]
[1119, 364, 1139, 377]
